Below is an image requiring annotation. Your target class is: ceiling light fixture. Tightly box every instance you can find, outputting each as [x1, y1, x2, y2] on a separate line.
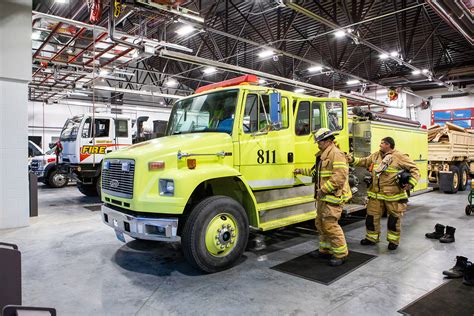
[165, 78, 178, 87]
[379, 53, 389, 59]
[346, 79, 360, 85]
[258, 79, 267, 84]
[390, 51, 398, 57]
[203, 66, 217, 74]
[412, 70, 421, 75]
[55, 0, 67, 3]
[175, 25, 195, 36]
[334, 30, 346, 38]
[294, 88, 305, 93]
[308, 65, 323, 72]
[422, 69, 429, 74]
[31, 32, 41, 40]
[99, 69, 109, 76]
[257, 49, 275, 58]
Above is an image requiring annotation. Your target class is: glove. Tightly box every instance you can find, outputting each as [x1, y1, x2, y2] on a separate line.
[294, 169, 302, 175]
[345, 153, 354, 163]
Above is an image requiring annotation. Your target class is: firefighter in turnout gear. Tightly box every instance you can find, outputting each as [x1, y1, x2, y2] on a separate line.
[296, 128, 352, 266]
[348, 137, 420, 250]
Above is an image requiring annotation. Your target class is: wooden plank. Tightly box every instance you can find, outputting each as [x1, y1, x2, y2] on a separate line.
[446, 122, 465, 132]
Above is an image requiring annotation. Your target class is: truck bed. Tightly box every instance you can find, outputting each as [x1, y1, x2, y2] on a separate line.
[428, 131, 474, 161]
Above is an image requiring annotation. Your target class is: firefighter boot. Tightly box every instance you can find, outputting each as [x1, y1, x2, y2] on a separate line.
[360, 238, 376, 246]
[329, 256, 347, 267]
[463, 263, 474, 286]
[439, 226, 456, 243]
[442, 256, 469, 278]
[425, 223, 445, 239]
[309, 250, 332, 259]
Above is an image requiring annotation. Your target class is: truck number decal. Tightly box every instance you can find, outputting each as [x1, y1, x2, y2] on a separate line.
[257, 150, 276, 164]
[81, 145, 107, 154]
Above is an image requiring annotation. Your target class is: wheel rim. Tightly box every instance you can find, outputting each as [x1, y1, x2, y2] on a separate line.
[205, 213, 239, 257]
[453, 173, 459, 189]
[53, 174, 67, 186]
[462, 170, 467, 187]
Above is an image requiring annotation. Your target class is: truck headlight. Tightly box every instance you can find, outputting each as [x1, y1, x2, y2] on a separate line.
[159, 179, 174, 196]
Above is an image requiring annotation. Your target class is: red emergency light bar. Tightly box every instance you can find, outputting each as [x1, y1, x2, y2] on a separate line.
[195, 74, 259, 94]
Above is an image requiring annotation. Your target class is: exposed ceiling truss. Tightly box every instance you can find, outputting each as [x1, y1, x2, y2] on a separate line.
[30, 0, 474, 106]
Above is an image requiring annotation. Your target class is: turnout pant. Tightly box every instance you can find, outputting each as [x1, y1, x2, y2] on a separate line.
[316, 200, 348, 258]
[365, 198, 407, 245]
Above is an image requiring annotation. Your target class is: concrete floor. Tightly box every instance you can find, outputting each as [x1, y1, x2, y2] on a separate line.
[1, 185, 474, 315]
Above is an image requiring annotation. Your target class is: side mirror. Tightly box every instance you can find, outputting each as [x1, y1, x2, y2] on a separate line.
[269, 92, 282, 128]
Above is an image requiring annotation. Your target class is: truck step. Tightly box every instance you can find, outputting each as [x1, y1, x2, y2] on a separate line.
[258, 211, 316, 231]
[256, 195, 315, 212]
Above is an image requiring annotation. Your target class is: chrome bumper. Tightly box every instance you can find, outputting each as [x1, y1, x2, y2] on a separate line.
[101, 205, 179, 242]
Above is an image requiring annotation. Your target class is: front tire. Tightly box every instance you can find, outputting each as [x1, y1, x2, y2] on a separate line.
[181, 196, 249, 273]
[77, 182, 98, 197]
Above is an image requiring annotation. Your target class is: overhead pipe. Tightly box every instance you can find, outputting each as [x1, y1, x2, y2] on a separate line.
[160, 50, 389, 107]
[352, 107, 421, 128]
[282, 1, 454, 91]
[426, 0, 474, 45]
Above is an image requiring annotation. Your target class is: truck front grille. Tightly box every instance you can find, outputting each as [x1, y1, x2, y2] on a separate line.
[102, 159, 135, 199]
[30, 161, 40, 171]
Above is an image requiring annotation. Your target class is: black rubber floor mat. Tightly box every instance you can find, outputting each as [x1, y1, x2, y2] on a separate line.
[271, 250, 376, 285]
[398, 279, 474, 316]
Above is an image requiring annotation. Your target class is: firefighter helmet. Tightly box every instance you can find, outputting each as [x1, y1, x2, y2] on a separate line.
[396, 169, 412, 187]
[313, 128, 339, 142]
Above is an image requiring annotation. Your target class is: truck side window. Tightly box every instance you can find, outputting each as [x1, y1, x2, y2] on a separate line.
[295, 101, 310, 135]
[115, 119, 128, 137]
[311, 102, 322, 131]
[95, 119, 110, 138]
[243, 94, 270, 133]
[326, 102, 343, 131]
[82, 118, 91, 138]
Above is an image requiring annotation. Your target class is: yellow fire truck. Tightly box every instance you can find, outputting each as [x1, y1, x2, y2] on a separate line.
[100, 75, 427, 272]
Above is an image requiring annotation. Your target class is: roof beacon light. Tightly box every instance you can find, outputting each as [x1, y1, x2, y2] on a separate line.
[195, 74, 258, 93]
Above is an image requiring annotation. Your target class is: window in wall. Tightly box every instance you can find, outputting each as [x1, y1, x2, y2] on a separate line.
[432, 108, 473, 129]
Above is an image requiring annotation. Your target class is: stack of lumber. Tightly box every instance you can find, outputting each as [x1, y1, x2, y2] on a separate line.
[428, 122, 467, 142]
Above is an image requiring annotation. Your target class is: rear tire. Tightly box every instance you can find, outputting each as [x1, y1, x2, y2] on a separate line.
[458, 164, 469, 191]
[47, 169, 69, 188]
[442, 165, 459, 194]
[181, 196, 249, 273]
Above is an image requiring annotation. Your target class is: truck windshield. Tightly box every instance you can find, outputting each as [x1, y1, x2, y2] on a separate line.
[167, 90, 239, 135]
[60, 116, 82, 141]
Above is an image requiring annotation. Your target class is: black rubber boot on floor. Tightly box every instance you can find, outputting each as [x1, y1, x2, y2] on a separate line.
[443, 256, 469, 278]
[360, 238, 376, 246]
[329, 256, 347, 267]
[425, 223, 445, 239]
[388, 242, 398, 250]
[439, 226, 456, 243]
[463, 263, 474, 286]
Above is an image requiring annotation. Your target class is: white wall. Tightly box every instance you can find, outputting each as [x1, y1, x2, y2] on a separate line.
[414, 86, 474, 127]
[28, 100, 172, 150]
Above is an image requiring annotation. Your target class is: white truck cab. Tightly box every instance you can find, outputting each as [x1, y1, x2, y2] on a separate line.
[59, 113, 133, 196]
